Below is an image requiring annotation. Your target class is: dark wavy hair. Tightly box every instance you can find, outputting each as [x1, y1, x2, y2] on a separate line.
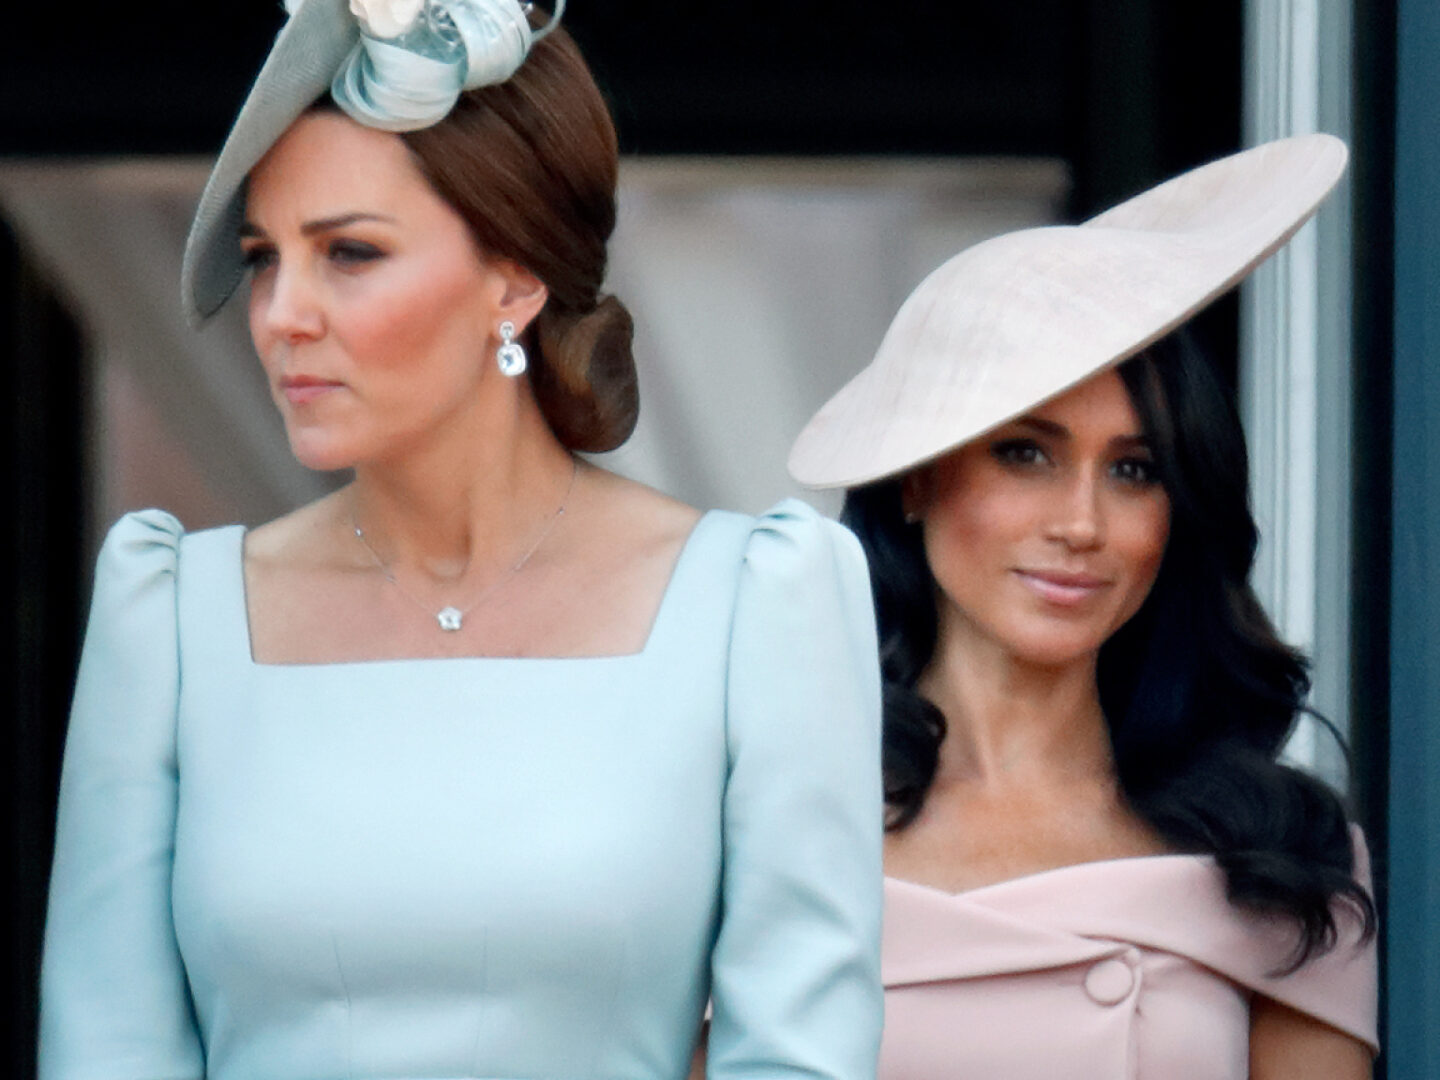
[842, 331, 1376, 969]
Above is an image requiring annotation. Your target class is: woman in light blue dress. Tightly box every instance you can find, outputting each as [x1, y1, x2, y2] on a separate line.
[38, 3, 884, 1078]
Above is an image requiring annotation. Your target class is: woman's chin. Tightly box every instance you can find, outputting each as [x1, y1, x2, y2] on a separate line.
[285, 433, 361, 473]
[1000, 627, 1108, 671]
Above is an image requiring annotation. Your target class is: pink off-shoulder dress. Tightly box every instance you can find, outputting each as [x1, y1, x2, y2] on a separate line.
[881, 846, 1377, 1080]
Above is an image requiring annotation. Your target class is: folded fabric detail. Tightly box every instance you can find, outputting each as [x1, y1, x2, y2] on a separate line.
[332, 0, 564, 131]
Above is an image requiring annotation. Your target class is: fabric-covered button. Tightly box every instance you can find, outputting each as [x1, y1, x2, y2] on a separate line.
[1084, 957, 1135, 1005]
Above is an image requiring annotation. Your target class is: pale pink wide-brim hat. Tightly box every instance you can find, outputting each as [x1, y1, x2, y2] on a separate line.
[788, 133, 1348, 489]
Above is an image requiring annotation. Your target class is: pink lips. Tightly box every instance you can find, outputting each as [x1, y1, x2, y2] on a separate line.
[279, 374, 344, 406]
[1014, 569, 1112, 606]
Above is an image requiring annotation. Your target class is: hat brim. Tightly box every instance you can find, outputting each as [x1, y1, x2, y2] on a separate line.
[181, 0, 358, 324]
[787, 133, 1349, 490]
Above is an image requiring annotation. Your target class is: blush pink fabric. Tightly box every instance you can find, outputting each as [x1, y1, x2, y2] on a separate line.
[881, 844, 1377, 1080]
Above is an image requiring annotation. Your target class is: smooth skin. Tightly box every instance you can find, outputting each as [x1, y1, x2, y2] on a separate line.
[239, 110, 698, 663]
[884, 369, 1369, 1080]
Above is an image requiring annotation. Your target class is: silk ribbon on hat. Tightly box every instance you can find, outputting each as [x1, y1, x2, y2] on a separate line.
[330, 0, 566, 131]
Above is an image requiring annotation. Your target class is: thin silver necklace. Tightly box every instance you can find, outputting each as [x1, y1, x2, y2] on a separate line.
[351, 459, 578, 633]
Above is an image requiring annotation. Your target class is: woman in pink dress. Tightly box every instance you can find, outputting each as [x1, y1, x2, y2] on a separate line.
[789, 135, 1378, 1079]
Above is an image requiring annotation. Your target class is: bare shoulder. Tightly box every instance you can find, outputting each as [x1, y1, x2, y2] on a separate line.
[569, 466, 699, 587]
[243, 489, 353, 570]
[528, 467, 703, 655]
[576, 466, 703, 560]
[1250, 996, 1372, 1079]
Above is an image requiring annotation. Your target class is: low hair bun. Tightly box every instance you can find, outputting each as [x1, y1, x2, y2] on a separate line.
[532, 294, 639, 453]
[395, 26, 636, 452]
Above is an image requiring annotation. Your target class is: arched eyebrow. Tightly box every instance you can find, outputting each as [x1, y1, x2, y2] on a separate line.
[239, 212, 397, 239]
[1111, 433, 1153, 452]
[1011, 416, 1151, 450]
[1013, 416, 1067, 438]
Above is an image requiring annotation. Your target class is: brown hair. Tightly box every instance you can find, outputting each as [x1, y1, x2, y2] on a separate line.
[399, 25, 637, 452]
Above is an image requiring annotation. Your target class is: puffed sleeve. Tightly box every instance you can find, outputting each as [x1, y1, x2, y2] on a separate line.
[707, 499, 885, 1080]
[39, 510, 205, 1080]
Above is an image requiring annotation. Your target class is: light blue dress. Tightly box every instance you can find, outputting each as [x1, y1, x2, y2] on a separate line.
[40, 500, 884, 1080]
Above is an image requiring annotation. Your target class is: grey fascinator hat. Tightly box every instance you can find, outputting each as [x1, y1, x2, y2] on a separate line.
[181, 0, 564, 324]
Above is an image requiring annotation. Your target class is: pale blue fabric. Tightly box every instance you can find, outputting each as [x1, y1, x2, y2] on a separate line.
[39, 499, 884, 1080]
[332, 0, 564, 132]
[334, 35, 470, 131]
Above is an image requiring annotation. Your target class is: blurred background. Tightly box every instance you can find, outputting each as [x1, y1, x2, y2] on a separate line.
[3, 1, 1436, 1077]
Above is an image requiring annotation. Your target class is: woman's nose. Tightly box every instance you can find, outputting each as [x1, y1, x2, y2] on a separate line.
[259, 260, 325, 343]
[1045, 467, 1105, 550]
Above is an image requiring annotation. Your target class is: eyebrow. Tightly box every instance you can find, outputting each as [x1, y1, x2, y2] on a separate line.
[1013, 416, 1068, 438]
[239, 212, 396, 239]
[1011, 415, 1151, 449]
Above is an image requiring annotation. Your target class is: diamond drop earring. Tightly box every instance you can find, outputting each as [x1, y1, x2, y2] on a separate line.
[496, 320, 528, 377]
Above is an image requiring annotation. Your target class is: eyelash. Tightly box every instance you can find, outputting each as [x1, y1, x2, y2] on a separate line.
[1111, 457, 1159, 486]
[990, 438, 1049, 467]
[238, 240, 385, 273]
[989, 439, 1160, 487]
[240, 246, 276, 272]
[328, 240, 384, 265]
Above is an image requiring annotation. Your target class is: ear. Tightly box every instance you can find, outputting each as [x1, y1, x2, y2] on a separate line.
[488, 257, 549, 335]
[900, 468, 933, 524]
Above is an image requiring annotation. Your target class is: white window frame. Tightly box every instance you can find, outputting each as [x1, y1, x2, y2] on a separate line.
[1241, 0, 1353, 787]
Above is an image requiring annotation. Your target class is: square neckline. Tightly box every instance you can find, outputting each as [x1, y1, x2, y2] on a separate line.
[231, 509, 724, 670]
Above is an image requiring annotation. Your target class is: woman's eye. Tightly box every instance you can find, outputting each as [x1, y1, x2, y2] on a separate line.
[240, 246, 276, 272]
[328, 240, 384, 266]
[990, 439, 1048, 468]
[1112, 457, 1159, 486]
